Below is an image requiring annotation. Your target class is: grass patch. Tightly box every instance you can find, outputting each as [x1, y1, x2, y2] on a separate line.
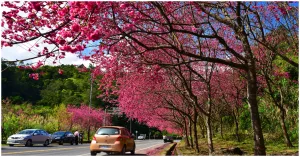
[176, 140, 207, 155]
[176, 134, 298, 156]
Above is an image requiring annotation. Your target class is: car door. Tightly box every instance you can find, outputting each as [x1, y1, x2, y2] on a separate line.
[40, 130, 49, 142]
[65, 132, 71, 143]
[31, 130, 42, 144]
[68, 132, 75, 142]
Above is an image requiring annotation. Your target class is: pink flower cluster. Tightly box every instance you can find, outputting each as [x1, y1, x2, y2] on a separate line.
[67, 104, 111, 129]
[71, 22, 81, 32]
[31, 61, 43, 70]
[58, 69, 64, 75]
[29, 73, 39, 80]
[60, 45, 85, 53]
[89, 29, 103, 41]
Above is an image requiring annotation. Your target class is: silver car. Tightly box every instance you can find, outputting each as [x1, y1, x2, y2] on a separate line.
[7, 129, 52, 147]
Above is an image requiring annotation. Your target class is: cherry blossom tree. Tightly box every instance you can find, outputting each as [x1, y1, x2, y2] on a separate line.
[67, 104, 110, 141]
[2, 1, 298, 155]
[213, 67, 247, 142]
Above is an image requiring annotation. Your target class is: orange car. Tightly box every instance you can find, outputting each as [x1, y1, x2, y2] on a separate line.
[90, 126, 135, 156]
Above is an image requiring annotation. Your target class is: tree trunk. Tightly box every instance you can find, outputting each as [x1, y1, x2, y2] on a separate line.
[247, 68, 266, 155]
[279, 107, 293, 147]
[205, 116, 214, 155]
[88, 125, 91, 142]
[189, 120, 194, 148]
[235, 3, 266, 154]
[202, 126, 206, 138]
[193, 110, 200, 153]
[199, 116, 206, 138]
[184, 119, 191, 147]
[233, 108, 240, 142]
[206, 87, 214, 155]
[220, 116, 223, 139]
[69, 119, 73, 131]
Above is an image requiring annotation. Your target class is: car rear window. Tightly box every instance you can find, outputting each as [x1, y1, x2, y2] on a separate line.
[97, 128, 120, 135]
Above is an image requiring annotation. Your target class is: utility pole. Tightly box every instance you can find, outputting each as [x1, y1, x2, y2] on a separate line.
[89, 73, 93, 110]
[130, 118, 132, 133]
[103, 108, 106, 126]
[88, 72, 93, 142]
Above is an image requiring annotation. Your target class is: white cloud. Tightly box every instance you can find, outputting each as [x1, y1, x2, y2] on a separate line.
[1, 44, 91, 67]
[58, 52, 91, 67]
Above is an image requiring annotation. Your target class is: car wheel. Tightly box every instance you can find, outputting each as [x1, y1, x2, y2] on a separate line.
[9, 144, 14, 147]
[59, 140, 63, 145]
[91, 151, 97, 156]
[130, 144, 135, 155]
[70, 140, 74, 145]
[44, 140, 49, 147]
[25, 140, 32, 147]
[121, 145, 126, 155]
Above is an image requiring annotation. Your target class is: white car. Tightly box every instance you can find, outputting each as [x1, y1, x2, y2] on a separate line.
[137, 135, 145, 140]
[7, 129, 52, 147]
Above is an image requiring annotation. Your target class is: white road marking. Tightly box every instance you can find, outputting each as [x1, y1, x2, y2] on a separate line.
[135, 143, 164, 152]
[2, 146, 87, 155]
[76, 142, 165, 156]
[76, 153, 90, 156]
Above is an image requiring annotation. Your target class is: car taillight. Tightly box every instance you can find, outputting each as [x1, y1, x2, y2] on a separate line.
[116, 136, 122, 141]
[91, 136, 96, 144]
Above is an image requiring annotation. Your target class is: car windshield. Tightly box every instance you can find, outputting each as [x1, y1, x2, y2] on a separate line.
[97, 128, 120, 135]
[53, 131, 65, 135]
[18, 130, 35, 134]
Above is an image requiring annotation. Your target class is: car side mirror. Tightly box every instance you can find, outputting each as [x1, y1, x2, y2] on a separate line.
[33, 133, 37, 136]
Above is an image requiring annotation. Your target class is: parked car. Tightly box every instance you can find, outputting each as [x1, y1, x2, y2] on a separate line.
[137, 135, 145, 140]
[51, 131, 75, 145]
[163, 136, 174, 143]
[7, 129, 52, 147]
[90, 126, 135, 156]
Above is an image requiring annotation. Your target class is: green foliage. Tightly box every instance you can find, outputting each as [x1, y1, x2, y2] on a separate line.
[1, 102, 71, 141]
[1, 63, 107, 108]
[239, 105, 251, 131]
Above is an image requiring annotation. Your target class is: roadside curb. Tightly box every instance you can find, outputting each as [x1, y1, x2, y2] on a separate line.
[173, 143, 183, 156]
[165, 143, 177, 156]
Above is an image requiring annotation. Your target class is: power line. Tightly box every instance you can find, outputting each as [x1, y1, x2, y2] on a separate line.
[2, 27, 57, 65]
[15, 42, 54, 66]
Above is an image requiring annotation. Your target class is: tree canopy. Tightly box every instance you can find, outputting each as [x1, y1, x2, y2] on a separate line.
[1, 1, 298, 155]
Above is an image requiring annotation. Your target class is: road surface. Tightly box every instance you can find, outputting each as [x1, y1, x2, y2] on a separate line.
[1, 140, 178, 156]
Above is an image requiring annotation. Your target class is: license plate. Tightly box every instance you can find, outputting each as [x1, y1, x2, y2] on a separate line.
[100, 145, 109, 149]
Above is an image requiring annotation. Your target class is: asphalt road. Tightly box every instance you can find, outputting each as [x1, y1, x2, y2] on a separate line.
[1, 140, 177, 156]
